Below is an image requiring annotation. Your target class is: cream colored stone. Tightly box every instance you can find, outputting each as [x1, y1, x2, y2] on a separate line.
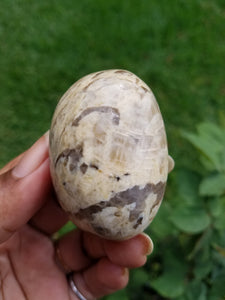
[49, 69, 174, 240]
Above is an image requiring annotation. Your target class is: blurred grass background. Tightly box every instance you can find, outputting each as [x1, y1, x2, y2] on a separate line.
[0, 0, 224, 299]
[0, 0, 224, 167]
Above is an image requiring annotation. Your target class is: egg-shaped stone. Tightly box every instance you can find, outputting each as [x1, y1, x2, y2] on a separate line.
[49, 69, 174, 240]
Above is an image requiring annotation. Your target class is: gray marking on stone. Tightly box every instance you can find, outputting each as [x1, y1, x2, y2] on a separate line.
[141, 86, 149, 93]
[90, 163, 99, 170]
[133, 216, 143, 229]
[80, 163, 88, 174]
[74, 182, 166, 230]
[55, 145, 83, 172]
[72, 106, 120, 127]
[92, 225, 111, 237]
[92, 71, 105, 78]
[148, 181, 166, 215]
[114, 70, 129, 75]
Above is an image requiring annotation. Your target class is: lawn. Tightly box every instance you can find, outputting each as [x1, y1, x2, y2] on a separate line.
[0, 0, 224, 299]
[0, 0, 224, 166]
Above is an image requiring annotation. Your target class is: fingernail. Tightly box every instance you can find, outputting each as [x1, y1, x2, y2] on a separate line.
[140, 233, 154, 255]
[12, 131, 49, 178]
[122, 267, 129, 277]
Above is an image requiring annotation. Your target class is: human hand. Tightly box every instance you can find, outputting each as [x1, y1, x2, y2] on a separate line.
[0, 133, 153, 300]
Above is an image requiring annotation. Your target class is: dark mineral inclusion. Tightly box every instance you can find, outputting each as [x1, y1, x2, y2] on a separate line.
[74, 182, 166, 232]
[72, 106, 120, 127]
[55, 145, 83, 172]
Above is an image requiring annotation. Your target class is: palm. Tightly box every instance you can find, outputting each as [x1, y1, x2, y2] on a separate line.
[0, 226, 69, 300]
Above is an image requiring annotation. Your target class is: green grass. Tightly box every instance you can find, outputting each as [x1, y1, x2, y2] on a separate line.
[0, 0, 224, 166]
[0, 0, 224, 299]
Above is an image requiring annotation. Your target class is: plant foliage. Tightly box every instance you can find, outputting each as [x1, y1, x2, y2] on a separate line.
[108, 122, 225, 300]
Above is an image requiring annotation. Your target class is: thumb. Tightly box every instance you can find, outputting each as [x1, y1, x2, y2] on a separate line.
[0, 132, 51, 243]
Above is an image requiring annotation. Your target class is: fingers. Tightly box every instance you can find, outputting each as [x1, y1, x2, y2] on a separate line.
[0, 152, 25, 176]
[65, 232, 153, 299]
[55, 230, 92, 273]
[56, 230, 135, 299]
[30, 194, 68, 235]
[0, 133, 51, 243]
[55, 230, 153, 274]
[70, 258, 129, 300]
[83, 232, 153, 268]
[11, 132, 49, 179]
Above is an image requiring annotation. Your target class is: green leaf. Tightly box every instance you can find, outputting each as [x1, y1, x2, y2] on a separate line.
[54, 221, 76, 239]
[197, 123, 225, 146]
[207, 197, 225, 230]
[199, 173, 225, 196]
[185, 281, 207, 300]
[182, 131, 220, 170]
[170, 169, 211, 233]
[130, 268, 149, 288]
[194, 245, 213, 279]
[194, 260, 212, 280]
[174, 284, 208, 300]
[149, 202, 177, 239]
[170, 206, 211, 234]
[126, 268, 151, 300]
[214, 216, 225, 231]
[207, 197, 225, 218]
[219, 111, 225, 129]
[208, 271, 225, 300]
[182, 122, 225, 172]
[103, 289, 128, 300]
[151, 251, 187, 298]
[199, 155, 217, 172]
[151, 271, 185, 298]
[175, 169, 200, 204]
[188, 227, 212, 260]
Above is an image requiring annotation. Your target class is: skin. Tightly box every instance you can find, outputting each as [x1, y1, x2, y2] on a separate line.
[0, 133, 153, 300]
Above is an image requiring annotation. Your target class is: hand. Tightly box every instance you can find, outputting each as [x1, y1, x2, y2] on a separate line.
[0, 133, 153, 300]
